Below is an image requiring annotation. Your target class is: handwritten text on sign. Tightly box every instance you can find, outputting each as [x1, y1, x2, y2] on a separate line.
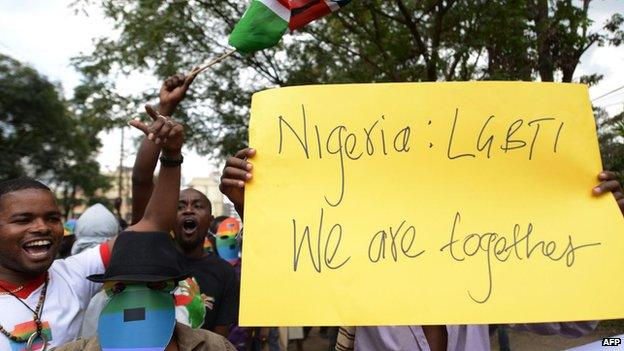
[240, 82, 624, 326]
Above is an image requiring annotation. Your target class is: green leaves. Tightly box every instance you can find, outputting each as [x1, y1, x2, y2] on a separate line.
[0, 54, 110, 215]
[70, 0, 622, 158]
[597, 108, 624, 184]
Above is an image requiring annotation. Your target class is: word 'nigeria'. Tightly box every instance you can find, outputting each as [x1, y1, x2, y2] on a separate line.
[277, 105, 565, 207]
[291, 210, 600, 304]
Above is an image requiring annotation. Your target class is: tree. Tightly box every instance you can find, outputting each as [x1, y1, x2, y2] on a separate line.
[0, 53, 110, 216]
[596, 107, 624, 181]
[529, 0, 624, 82]
[0, 54, 69, 179]
[71, 0, 623, 157]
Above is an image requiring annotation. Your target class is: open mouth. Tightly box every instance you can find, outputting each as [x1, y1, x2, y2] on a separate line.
[22, 239, 53, 259]
[182, 218, 198, 235]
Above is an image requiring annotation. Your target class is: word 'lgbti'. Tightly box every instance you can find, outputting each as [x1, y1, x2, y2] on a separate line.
[278, 106, 564, 207]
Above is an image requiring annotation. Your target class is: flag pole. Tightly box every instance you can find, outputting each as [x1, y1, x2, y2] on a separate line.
[196, 48, 237, 75]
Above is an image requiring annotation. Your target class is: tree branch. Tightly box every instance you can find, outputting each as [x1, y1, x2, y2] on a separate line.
[395, 0, 430, 64]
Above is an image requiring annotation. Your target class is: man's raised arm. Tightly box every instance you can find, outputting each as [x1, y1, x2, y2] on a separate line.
[131, 70, 199, 224]
[127, 105, 185, 233]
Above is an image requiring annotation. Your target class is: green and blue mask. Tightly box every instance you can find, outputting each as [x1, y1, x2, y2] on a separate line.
[98, 281, 176, 351]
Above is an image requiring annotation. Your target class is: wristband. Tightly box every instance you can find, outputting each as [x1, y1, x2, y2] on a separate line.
[159, 154, 184, 167]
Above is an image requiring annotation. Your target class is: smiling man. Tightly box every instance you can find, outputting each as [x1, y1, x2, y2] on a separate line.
[0, 178, 110, 351]
[0, 103, 186, 351]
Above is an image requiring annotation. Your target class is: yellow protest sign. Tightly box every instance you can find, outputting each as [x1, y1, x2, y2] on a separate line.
[240, 82, 624, 326]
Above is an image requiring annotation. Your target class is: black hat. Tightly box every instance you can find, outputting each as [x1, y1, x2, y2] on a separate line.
[88, 231, 189, 283]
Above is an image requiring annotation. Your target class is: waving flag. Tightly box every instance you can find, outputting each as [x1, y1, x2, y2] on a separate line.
[289, 0, 351, 30]
[229, 0, 352, 54]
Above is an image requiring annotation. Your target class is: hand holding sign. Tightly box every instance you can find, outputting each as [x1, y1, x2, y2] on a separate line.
[220, 148, 256, 219]
[593, 171, 624, 214]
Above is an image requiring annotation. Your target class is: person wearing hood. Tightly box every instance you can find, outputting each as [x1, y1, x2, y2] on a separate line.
[74, 204, 122, 338]
[72, 204, 120, 256]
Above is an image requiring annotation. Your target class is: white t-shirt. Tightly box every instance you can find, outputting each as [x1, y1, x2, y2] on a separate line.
[0, 244, 107, 351]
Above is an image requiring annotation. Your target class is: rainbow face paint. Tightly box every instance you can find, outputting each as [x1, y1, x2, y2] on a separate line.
[98, 283, 176, 351]
[203, 236, 215, 255]
[215, 235, 239, 264]
[216, 218, 240, 236]
[215, 218, 241, 265]
[63, 219, 76, 236]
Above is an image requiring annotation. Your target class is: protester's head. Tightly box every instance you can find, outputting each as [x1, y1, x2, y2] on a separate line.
[88, 231, 185, 350]
[203, 215, 229, 256]
[174, 188, 214, 253]
[72, 203, 120, 255]
[0, 177, 63, 277]
[214, 217, 241, 265]
[96, 279, 177, 350]
[210, 215, 230, 234]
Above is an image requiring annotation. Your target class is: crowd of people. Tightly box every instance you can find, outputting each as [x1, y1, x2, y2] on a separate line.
[1, 69, 623, 351]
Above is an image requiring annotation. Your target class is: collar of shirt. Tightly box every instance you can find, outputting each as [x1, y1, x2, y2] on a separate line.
[0, 273, 46, 299]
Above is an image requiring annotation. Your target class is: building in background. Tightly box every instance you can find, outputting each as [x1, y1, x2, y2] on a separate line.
[69, 166, 132, 221]
[66, 168, 240, 223]
[104, 166, 133, 222]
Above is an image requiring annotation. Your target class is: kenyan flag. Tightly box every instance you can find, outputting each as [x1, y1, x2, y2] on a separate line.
[289, 0, 351, 30]
[229, 0, 290, 54]
[229, 0, 351, 54]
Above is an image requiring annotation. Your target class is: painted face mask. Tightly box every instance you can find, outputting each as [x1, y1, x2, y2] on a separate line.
[98, 281, 176, 351]
[173, 277, 206, 329]
[203, 235, 215, 255]
[215, 218, 240, 265]
[63, 219, 76, 236]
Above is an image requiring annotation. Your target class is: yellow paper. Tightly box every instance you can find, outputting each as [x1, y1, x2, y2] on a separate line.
[240, 82, 624, 326]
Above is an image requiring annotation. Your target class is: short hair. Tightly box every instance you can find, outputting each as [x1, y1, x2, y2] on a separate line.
[0, 177, 51, 200]
[181, 188, 212, 212]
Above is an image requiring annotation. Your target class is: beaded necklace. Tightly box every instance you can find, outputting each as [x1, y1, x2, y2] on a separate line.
[0, 273, 49, 351]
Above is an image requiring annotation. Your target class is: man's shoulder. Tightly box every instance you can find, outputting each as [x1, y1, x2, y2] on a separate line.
[185, 254, 237, 277]
[175, 323, 235, 351]
[52, 244, 105, 269]
[49, 244, 103, 279]
[51, 337, 99, 351]
[205, 254, 236, 271]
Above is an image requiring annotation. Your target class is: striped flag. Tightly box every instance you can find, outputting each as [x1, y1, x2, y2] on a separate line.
[289, 0, 351, 30]
[229, 0, 351, 54]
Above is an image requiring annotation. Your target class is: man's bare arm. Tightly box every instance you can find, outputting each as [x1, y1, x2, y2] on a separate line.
[131, 70, 199, 224]
[127, 106, 185, 233]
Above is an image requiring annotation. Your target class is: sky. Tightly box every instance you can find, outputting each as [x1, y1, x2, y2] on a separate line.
[0, 0, 217, 184]
[0, 0, 623, 183]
